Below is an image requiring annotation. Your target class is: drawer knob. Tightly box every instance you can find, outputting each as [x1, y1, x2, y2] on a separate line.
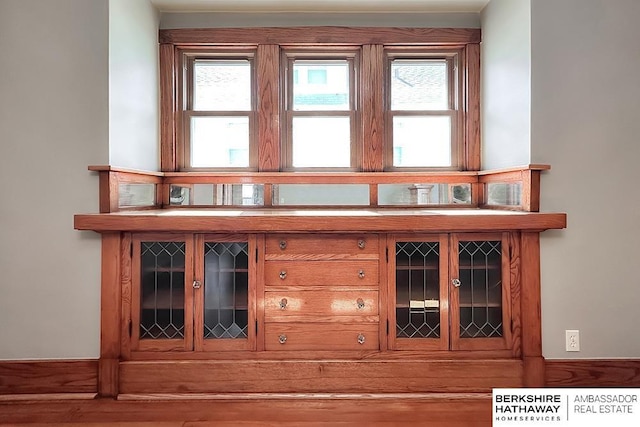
[358, 269, 365, 279]
[452, 278, 462, 288]
[279, 240, 287, 250]
[279, 298, 288, 309]
[357, 333, 366, 345]
[358, 239, 366, 249]
[357, 298, 365, 309]
[279, 271, 287, 280]
[279, 334, 287, 344]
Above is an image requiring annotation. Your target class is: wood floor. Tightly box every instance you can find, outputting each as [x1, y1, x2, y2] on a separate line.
[0, 393, 492, 426]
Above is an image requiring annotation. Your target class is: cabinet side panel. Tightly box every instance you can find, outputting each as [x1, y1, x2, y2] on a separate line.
[100, 232, 121, 397]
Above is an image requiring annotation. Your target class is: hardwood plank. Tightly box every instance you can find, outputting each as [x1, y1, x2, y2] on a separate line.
[520, 232, 543, 387]
[119, 359, 522, 394]
[546, 359, 640, 387]
[361, 44, 384, 171]
[74, 209, 567, 233]
[0, 394, 491, 426]
[465, 43, 481, 170]
[160, 27, 481, 45]
[100, 233, 122, 397]
[0, 361, 97, 395]
[160, 44, 176, 171]
[257, 44, 280, 171]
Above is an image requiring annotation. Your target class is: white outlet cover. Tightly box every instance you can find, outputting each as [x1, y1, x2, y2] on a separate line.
[565, 330, 580, 352]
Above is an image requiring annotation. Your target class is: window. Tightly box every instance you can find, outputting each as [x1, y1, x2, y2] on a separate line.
[283, 51, 358, 169]
[178, 51, 256, 170]
[164, 28, 480, 172]
[387, 51, 461, 170]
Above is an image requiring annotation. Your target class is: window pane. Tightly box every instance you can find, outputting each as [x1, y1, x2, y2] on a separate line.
[486, 183, 523, 206]
[273, 184, 369, 205]
[379, 183, 471, 205]
[293, 60, 349, 111]
[194, 60, 251, 111]
[391, 60, 448, 111]
[393, 116, 451, 167]
[191, 117, 249, 168]
[292, 117, 350, 167]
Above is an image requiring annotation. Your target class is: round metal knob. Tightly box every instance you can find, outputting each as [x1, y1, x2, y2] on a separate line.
[278, 334, 287, 344]
[357, 239, 366, 249]
[358, 269, 365, 279]
[192, 280, 201, 289]
[356, 298, 365, 309]
[279, 271, 287, 280]
[357, 334, 366, 345]
[452, 278, 462, 288]
[279, 240, 287, 250]
[279, 298, 288, 309]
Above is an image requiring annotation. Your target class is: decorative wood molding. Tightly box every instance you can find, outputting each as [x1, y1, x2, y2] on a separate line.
[0, 360, 97, 395]
[3, 359, 635, 397]
[546, 359, 640, 387]
[159, 27, 481, 46]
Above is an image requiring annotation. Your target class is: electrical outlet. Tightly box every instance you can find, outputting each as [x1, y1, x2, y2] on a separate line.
[566, 330, 580, 352]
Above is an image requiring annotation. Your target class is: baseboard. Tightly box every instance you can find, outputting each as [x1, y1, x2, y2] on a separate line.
[2, 358, 638, 395]
[0, 359, 98, 394]
[545, 359, 640, 387]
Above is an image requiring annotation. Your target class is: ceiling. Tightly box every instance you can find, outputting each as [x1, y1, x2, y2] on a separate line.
[149, 0, 490, 13]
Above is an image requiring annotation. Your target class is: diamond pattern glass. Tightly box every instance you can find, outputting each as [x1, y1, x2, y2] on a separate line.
[458, 241, 503, 338]
[395, 242, 440, 339]
[203, 242, 249, 339]
[140, 242, 186, 340]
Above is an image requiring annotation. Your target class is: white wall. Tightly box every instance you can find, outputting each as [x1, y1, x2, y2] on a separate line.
[531, 0, 640, 358]
[160, 12, 480, 29]
[0, 0, 108, 359]
[480, 0, 531, 169]
[109, 0, 160, 170]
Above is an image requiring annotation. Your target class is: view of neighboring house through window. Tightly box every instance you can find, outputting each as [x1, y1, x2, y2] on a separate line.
[189, 59, 253, 168]
[389, 58, 454, 168]
[173, 39, 473, 172]
[286, 57, 355, 169]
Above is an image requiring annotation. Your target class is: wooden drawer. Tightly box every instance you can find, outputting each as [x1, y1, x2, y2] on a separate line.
[265, 234, 379, 259]
[264, 290, 378, 320]
[264, 323, 379, 351]
[264, 260, 379, 287]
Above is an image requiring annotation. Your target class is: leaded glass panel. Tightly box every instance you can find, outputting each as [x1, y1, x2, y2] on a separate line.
[140, 242, 186, 340]
[458, 240, 503, 338]
[395, 241, 440, 339]
[203, 242, 249, 339]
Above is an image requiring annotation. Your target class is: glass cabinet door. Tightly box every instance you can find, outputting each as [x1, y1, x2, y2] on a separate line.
[194, 235, 255, 351]
[389, 235, 449, 350]
[450, 233, 512, 351]
[132, 236, 194, 351]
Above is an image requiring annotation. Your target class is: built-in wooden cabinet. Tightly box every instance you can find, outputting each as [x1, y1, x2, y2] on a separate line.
[130, 234, 256, 354]
[389, 233, 517, 354]
[76, 203, 565, 395]
[128, 231, 520, 357]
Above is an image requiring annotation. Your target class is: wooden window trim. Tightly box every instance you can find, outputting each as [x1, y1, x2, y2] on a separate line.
[160, 27, 481, 172]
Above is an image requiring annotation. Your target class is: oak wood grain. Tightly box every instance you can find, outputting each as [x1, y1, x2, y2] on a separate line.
[160, 44, 176, 171]
[257, 44, 281, 171]
[119, 359, 522, 394]
[160, 27, 481, 45]
[0, 360, 97, 395]
[0, 393, 492, 426]
[546, 360, 640, 387]
[74, 209, 567, 233]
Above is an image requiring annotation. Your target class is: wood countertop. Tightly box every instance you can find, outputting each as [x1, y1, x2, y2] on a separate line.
[74, 209, 567, 233]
